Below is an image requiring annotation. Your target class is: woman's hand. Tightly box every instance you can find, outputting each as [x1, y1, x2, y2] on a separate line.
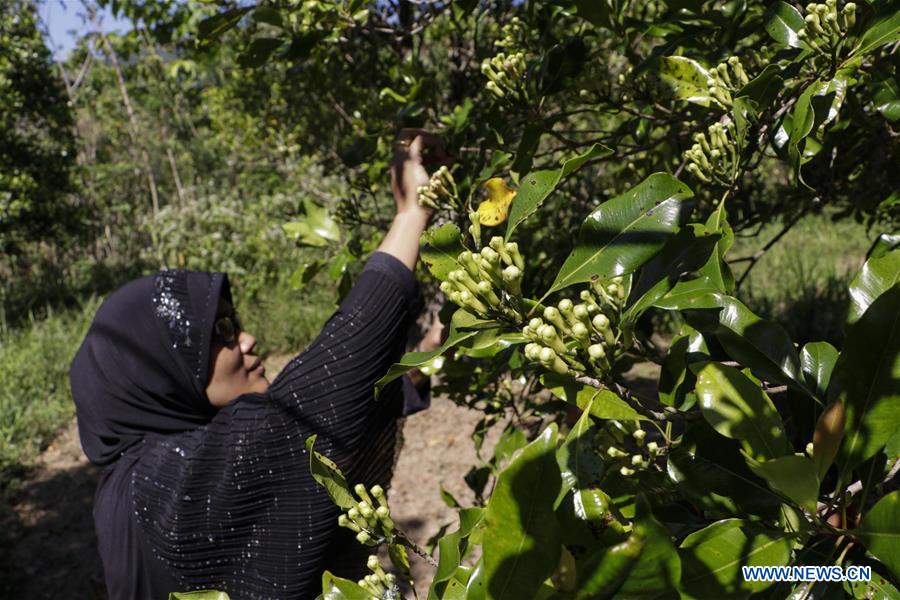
[390, 128, 451, 217]
[379, 130, 452, 270]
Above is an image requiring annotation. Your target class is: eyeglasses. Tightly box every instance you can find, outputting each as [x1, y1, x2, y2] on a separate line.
[213, 312, 242, 345]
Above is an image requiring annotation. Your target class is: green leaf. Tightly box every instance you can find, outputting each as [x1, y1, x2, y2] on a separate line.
[800, 341, 839, 400]
[282, 201, 340, 247]
[466, 558, 486, 600]
[786, 83, 819, 189]
[656, 56, 714, 107]
[440, 484, 461, 509]
[617, 495, 682, 598]
[746, 454, 819, 512]
[853, 11, 900, 57]
[667, 292, 806, 391]
[253, 6, 284, 28]
[288, 260, 325, 290]
[623, 224, 721, 324]
[868, 233, 900, 260]
[238, 38, 283, 68]
[667, 429, 783, 519]
[483, 424, 562, 599]
[546, 173, 693, 296]
[844, 559, 900, 600]
[457, 332, 525, 358]
[658, 325, 709, 407]
[670, 420, 784, 518]
[694, 362, 790, 461]
[430, 508, 485, 598]
[787, 75, 851, 188]
[874, 77, 900, 122]
[493, 424, 528, 470]
[320, 571, 373, 600]
[679, 519, 792, 599]
[303, 199, 340, 241]
[555, 396, 605, 504]
[736, 64, 784, 110]
[504, 143, 612, 240]
[764, 1, 807, 48]
[830, 285, 900, 475]
[282, 221, 328, 247]
[575, 531, 644, 599]
[374, 310, 486, 394]
[848, 249, 900, 325]
[697, 200, 735, 293]
[542, 374, 640, 420]
[169, 592, 231, 600]
[420, 223, 465, 280]
[388, 542, 411, 575]
[476, 151, 512, 184]
[305, 434, 356, 510]
[653, 276, 719, 310]
[858, 491, 900, 580]
[197, 7, 253, 41]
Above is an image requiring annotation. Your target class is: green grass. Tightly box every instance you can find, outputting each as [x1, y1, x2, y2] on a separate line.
[237, 277, 335, 362]
[730, 212, 875, 346]
[0, 299, 99, 491]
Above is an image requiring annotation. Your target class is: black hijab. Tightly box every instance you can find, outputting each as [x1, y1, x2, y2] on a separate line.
[71, 269, 229, 466]
[70, 258, 418, 598]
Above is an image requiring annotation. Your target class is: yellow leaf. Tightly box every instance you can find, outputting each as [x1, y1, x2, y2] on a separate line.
[477, 177, 517, 226]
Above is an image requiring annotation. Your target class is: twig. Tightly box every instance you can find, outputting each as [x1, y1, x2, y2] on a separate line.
[816, 460, 900, 517]
[393, 531, 438, 567]
[574, 375, 682, 422]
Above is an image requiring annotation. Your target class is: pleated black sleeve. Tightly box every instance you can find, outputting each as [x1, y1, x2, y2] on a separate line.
[130, 252, 422, 599]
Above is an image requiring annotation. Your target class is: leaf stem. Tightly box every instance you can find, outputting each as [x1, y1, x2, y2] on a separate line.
[394, 530, 438, 567]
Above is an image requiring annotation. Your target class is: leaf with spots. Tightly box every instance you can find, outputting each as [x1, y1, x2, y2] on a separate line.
[656, 56, 715, 107]
[306, 434, 356, 510]
[420, 223, 466, 280]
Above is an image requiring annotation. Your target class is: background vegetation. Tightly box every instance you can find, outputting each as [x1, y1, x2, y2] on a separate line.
[1, 0, 897, 597]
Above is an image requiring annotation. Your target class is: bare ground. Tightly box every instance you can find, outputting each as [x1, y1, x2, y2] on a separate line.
[0, 355, 506, 599]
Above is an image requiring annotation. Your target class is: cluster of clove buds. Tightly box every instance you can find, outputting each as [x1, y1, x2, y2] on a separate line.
[522, 278, 626, 377]
[481, 51, 528, 102]
[357, 554, 398, 598]
[797, 1, 856, 52]
[707, 56, 750, 108]
[441, 236, 525, 319]
[337, 484, 396, 547]
[417, 165, 462, 212]
[606, 428, 664, 477]
[685, 121, 738, 185]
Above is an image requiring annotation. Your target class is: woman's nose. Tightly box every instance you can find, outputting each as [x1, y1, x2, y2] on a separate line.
[238, 331, 256, 354]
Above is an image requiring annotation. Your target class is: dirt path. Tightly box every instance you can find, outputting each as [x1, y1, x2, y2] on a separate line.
[0, 355, 505, 599]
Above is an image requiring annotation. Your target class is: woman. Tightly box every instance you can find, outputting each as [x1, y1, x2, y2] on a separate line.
[70, 130, 449, 599]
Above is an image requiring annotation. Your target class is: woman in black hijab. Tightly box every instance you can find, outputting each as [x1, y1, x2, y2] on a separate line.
[70, 130, 448, 599]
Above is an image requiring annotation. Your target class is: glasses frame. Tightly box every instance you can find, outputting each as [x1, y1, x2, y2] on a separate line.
[213, 311, 242, 345]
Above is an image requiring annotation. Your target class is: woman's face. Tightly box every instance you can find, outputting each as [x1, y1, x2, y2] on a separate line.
[205, 296, 269, 407]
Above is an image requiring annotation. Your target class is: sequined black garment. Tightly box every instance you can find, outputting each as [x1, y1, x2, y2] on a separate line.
[70, 252, 424, 599]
